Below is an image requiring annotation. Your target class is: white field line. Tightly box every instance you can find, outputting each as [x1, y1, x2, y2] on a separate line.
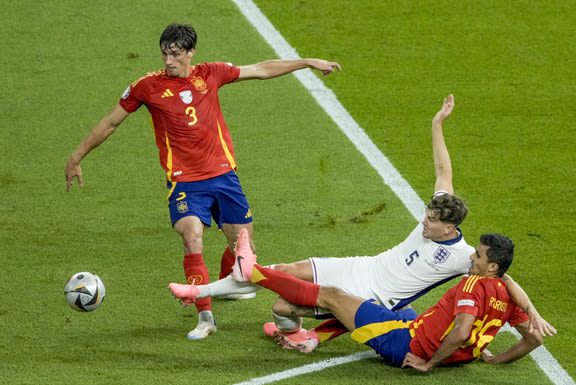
[231, 0, 426, 221]
[500, 325, 575, 385]
[233, 351, 378, 385]
[232, 1, 573, 384]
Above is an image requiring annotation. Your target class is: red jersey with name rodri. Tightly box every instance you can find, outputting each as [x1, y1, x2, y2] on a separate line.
[409, 275, 529, 364]
[119, 62, 241, 182]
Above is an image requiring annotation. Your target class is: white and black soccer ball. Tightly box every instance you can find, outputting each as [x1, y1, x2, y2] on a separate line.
[64, 272, 106, 312]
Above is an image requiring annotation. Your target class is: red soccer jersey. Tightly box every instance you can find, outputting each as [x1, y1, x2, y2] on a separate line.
[408, 275, 529, 365]
[119, 62, 241, 182]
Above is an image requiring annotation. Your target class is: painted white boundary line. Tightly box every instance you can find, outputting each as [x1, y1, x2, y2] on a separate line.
[233, 351, 377, 385]
[232, 1, 573, 384]
[501, 325, 575, 385]
[233, 0, 425, 222]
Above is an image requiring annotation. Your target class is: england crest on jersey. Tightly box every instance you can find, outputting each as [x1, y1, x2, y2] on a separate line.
[179, 90, 193, 104]
[434, 246, 450, 263]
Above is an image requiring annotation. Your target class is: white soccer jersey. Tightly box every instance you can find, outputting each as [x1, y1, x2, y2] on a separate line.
[311, 222, 474, 311]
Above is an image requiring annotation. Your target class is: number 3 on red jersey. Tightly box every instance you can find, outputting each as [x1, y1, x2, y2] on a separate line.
[186, 106, 198, 126]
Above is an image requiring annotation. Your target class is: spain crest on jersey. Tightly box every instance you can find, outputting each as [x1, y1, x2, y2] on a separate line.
[191, 76, 207, 93]
[179, 90, 193, 104]
[434, 246, 450, 263]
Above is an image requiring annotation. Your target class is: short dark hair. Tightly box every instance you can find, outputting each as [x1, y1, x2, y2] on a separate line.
[159, 24, 197, 51]
[426, 193, 468, 227]
[480, 233, 515, 277]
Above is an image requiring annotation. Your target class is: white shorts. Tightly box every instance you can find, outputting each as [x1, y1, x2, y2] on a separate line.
[309, 256, 396, 315]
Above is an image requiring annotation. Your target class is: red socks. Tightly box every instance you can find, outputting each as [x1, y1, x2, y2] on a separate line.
[312, 318, 349, 343]
[248, 266, 349, 342]
[183, 253, 211, 312]
[251, 265, 319, 307]
[219, 247, 235, 279]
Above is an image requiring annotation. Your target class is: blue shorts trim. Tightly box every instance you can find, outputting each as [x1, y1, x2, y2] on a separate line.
[166, 171, 253, 228]
[351, 300, 417, 366]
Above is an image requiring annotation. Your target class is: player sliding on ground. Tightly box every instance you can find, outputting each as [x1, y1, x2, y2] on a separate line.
[167, 95, 556, 352]
[171, 229, 551, 371]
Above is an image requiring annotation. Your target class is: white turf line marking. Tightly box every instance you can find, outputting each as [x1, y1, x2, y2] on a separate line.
[232, 1, 574, 384]
[233, 351, 378, 385]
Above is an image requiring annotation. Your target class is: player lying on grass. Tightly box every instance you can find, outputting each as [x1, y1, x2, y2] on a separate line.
[171, 229, 549, 371]
[166, 95, 556, 351]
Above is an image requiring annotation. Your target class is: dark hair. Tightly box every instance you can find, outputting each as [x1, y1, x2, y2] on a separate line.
[426, 193, 468, 227]
[480, 233, 515, 277]
[159, 24, 197, 51]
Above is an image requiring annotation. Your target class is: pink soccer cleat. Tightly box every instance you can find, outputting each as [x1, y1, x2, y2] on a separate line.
[263, 321, 279, 337]
[232, 228, 257, 282]
[273, 328, 319, 354]
[263, 321, 319, 353]
[169, 282, 200, 307]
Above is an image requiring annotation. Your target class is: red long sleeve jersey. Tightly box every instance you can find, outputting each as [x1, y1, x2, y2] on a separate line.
[409, 275, 529, 365]
[119, 62, 241, 182]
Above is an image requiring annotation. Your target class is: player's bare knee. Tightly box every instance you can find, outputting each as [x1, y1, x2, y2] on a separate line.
[177, 228, 203, 254]
[274, 263, 296, 275]
[183, 232, 202, 249]
[271, 297, 291, 316]
[274, 261, 313, 281]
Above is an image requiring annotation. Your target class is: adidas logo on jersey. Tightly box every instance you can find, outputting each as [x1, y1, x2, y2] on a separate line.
[161, 89, 174, 98]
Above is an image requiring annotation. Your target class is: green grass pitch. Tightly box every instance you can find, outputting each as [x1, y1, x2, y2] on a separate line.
[1, 0, 574, 384]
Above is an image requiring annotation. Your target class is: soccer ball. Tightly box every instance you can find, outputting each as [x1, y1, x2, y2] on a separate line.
[64, 272, 106, 312]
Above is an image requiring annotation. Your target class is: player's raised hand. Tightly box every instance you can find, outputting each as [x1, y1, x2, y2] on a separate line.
[433, 94, 455, 124]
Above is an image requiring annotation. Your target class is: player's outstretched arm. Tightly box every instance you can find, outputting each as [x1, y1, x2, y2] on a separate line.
[65, 103, 129, 191]
[502, 274, 557, 336]
[236, 59, 341, 81]
[432, 94, 455, 194]
[403, 312, 474, 372]
[481, 321, 543, 364]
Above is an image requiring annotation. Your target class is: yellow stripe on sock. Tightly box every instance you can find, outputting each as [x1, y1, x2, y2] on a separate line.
[317, 332, 335, 343]
[250, 267, 267, 283]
